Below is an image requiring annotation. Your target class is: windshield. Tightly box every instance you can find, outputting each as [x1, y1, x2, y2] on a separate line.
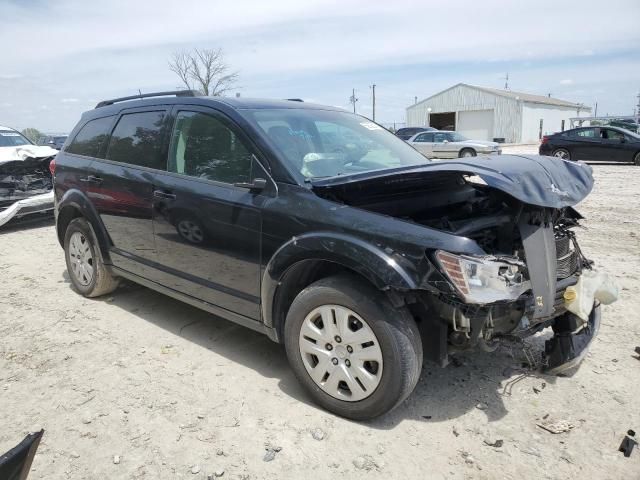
[0, 130, 32, 147]
[246, 109, 430, 178]
[447, 132, 469, 142]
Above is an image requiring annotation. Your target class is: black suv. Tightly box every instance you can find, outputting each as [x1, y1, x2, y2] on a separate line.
[54, 91, 610, 419]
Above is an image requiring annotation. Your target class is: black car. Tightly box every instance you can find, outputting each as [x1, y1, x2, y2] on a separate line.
[53, 91, 610, 419]
[395, 126, 436, 141]
[539, 126, 640, 164]
[38, 135, 68, 150]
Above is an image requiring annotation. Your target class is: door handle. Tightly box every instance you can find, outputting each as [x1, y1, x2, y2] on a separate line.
[153, 190, 176, 200]
[80, 175, 103, 184]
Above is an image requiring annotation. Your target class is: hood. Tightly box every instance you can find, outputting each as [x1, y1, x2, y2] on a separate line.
[310, 155, 594, 209]
[0, 145, 58, 163]
[460, 140, 499, 148]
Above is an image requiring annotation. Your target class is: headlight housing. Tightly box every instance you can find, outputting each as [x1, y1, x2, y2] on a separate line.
[435, 250, 531, 304]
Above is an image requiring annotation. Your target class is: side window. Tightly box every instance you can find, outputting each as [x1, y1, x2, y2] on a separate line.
[434, 132, 447, 143]
[601, 129, 624, 141]
[414, 133, 433, 142]
[106, 111, 166, 170]
[575, 128, 597, 138]
[66, 116, 115, 158]
[169, 111, 252, 184]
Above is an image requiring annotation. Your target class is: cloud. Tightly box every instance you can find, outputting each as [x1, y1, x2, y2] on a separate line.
[560, 79, 574, 85]
[61, 98, 79, 103]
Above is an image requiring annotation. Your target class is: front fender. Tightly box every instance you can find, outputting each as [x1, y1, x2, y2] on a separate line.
[56, 188, 112, 263]
[261, 231, 419, 328]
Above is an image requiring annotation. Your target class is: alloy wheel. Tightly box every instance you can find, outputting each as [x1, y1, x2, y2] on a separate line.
[68, 231, 94, 286]
[298, 305, 383, 402]
[178, 220, 204, 243]
[553, 149, 570, 159]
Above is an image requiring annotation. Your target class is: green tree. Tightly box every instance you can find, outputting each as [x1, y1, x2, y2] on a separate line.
[21, 128, 44, 143]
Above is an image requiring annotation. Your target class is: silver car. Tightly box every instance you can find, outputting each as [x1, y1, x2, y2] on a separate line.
[408, 130, 501, 159]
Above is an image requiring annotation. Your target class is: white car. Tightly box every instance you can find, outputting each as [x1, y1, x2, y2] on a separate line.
[408, 130, 501, 159]
[0, 125, 58, 227]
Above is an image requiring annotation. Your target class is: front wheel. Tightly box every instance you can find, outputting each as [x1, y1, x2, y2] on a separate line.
[64, 217, 118, 297]
[552, 148, 571, 160]
[284, 274, 423, 420]
[634, 151, 640, 166]
[459, 148, 476, 158]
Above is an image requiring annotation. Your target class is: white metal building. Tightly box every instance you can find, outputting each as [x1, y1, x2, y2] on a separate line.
[406, 83, 591, 143]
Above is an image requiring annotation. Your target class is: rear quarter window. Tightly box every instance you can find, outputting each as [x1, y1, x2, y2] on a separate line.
[66, 116, 115, 158]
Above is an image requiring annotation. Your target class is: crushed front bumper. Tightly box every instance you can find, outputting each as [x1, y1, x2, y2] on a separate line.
[544, 304, 601, 375]
[0, 191, 54, 227]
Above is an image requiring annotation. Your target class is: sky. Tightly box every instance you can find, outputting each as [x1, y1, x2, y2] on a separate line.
[1, 0, 639, 132]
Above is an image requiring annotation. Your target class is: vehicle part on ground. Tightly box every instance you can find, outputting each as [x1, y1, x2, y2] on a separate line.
[545, 307, 600, 375]
[64, 217, 118, 297]
[618, 431, 637, 458]
[284, 275, 422, 420]
[0, 429, 44, 480]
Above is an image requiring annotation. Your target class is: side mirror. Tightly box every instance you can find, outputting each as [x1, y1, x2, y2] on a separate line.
[48, 140, 55, 145]
[620, 137, 626, 143]
[443, 140, 449, 144]
[234, 177, 267, 192]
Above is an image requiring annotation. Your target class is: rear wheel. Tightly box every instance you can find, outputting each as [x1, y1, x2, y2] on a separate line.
[459, 148, 476, 158]
[64, 217, 118, 297]
[634, 151, 640, 166]
[284, 274, 422, 420]
[552, 148, 571, 160]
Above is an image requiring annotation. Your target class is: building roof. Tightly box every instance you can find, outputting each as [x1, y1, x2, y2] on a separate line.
[411, 83, 590, 110]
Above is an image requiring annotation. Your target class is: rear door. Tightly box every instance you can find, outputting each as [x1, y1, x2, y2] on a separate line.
[89, 108, 171, 278]
[569, 127, 600, 160]
[410, 132, 434, 157]
[151, 106, 265, 320]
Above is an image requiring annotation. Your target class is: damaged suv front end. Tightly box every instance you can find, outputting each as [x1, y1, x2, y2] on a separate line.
[311, 155, 617, 374]
[0, 127, 57, 227]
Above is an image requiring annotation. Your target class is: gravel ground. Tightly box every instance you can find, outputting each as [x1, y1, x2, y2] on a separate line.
[1, 151, 639, 479]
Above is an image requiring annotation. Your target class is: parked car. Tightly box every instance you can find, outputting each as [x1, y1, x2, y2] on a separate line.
[539, 126, 640, 164]
[38, 135, 68, 150]
[408, 130, 501, 158]
[0, 125, 57, 227]
[395, 126, 436, 141]
[54, 91, 615, 419]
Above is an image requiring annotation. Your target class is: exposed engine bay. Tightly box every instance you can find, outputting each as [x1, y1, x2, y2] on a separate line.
[311, 156, 618, 373]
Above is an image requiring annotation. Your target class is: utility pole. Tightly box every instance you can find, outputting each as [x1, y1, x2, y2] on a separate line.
[594, 101, 598, 117]
[349, 88, 358, 114]
[414, 96, 418, 104]
[503, 73, 509, 90]
[636, 91, 640, 125]
[371, 84, 376, 122]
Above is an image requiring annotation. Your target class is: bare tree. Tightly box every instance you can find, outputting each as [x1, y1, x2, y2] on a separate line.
[169, 48, 238, 96]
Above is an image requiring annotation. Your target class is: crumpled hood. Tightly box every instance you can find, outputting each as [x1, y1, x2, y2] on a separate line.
[311, 155, 594, 208]
[0, 145, 58, 163]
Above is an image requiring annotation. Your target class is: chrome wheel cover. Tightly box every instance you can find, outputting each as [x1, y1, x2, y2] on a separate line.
[298, 305, 383, 402]
[554, 149, 569, 159]
[69, 231, 94, 286]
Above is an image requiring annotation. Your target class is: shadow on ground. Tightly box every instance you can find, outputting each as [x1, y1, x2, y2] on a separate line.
[0, 215, 54, 234]
[66, 275, 558, 429]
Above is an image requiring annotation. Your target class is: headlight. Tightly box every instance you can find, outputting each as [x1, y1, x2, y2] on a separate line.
[435, 250, 530, 304]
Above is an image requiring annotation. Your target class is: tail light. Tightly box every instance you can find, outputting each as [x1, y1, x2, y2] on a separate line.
[541, 136, 549, 145]
[49, 158, 56, 175]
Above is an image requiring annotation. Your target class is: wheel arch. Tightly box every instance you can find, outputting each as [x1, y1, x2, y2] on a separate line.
[262, 232, 419, 342]
[56, 189, 112, 263]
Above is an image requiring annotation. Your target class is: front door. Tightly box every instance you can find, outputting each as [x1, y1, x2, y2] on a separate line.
[90, 108, 170, 278]
[597, 128, 628, 162]
[410, 132, 434, 157]
[151, 107, 264, 320]
[432, 131, 456, 158]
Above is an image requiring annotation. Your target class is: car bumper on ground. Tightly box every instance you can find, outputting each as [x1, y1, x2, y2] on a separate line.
[0, 191, 54, 227]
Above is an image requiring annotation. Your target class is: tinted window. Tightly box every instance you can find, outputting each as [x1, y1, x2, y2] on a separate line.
[67, 116, 114, 157]
[601, 129, 624, 141]
[106, 111, 166, 169]
[434, 132, 447, 143]
[169, 111, 251, 184]
[575, 128, 596, 138]
[414, 133, 433, 142]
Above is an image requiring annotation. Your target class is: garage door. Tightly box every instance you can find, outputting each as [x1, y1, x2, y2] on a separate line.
[457, 109, 493, 141]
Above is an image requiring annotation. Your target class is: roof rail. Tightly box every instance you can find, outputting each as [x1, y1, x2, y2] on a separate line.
[95, 90, 199, 108]
[286, 98, 304, 102]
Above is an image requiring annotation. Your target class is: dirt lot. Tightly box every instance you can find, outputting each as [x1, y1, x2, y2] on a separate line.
[1, 151, 639, 479]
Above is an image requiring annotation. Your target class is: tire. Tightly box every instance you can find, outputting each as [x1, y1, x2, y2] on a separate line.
[634, 152, 640, 166]
[459, 148, 476, 158]
[64, 217, 118, 297]
[552, 148, 571, 160]
[284, 274, 423, 420]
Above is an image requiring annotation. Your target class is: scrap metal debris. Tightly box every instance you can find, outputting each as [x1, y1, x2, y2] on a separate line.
[537, 420, 575, 434]
[619, 430, 637, 458]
